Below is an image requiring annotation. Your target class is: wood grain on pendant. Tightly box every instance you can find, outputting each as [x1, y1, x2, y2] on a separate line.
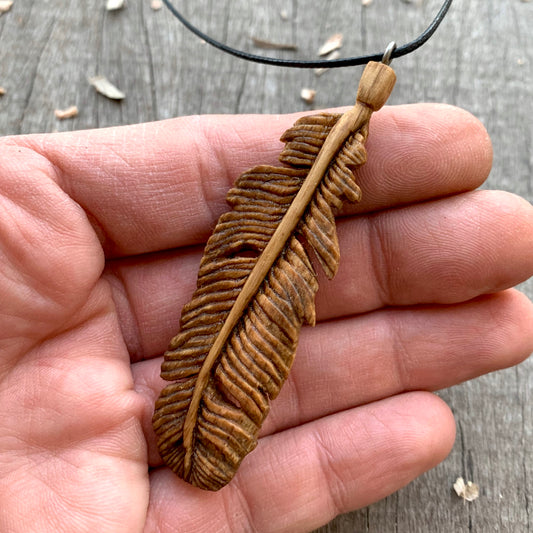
[152, 62, 397, 491]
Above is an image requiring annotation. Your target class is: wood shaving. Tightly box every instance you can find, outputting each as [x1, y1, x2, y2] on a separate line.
[150, 0, 162, 10]
[361, 0, 373, 5]
[88, 76, 126, 100]
[251, 37, 298, 51]
[106, 0, 125, 11]
[0, 0, 13, 14]
[0, 87, 5, 96]
[54, 105, 79, 120]
[453, 477, 480, 502]
[318, 33, 343, 56]
[314, 50, 340, 76]
[300, 88, 316, 104]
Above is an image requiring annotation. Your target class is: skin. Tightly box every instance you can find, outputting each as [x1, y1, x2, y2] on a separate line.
[0, 103, 532, 532]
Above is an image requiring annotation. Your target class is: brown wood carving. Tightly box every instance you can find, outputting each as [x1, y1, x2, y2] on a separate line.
[152, 62, 396, 491]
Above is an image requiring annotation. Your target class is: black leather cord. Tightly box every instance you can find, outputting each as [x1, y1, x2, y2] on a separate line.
[162, 0, 453, 68]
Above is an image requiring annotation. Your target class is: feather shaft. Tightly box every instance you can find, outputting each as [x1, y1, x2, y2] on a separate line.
[182, 104, 373, 474]
[155, 61, 397, 489]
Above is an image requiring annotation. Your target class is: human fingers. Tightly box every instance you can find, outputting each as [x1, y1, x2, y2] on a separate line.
[145, 392, 455, 533]
[4, 104, 491, 256]
[0, 144, 103, 368]
[107, 189, 533, 360]
[133, 289, 533, 465]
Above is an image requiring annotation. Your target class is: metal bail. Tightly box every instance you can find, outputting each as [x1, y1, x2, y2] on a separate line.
[381, 42, 397, 66]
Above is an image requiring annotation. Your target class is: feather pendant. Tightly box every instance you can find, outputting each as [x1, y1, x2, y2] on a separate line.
[153, 61, 396, 490]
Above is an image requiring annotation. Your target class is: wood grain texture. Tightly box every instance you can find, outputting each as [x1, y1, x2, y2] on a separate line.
[0, 0, 531, 530]
[154, 63, 395, 491]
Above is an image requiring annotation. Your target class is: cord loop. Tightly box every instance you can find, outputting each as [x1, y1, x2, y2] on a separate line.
[162, 0, 453, 68]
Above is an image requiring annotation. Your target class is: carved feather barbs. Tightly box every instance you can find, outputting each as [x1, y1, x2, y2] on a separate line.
[153, 61, 396, 491]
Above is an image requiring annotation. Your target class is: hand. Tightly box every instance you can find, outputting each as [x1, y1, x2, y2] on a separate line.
[0, 104, 532, 533]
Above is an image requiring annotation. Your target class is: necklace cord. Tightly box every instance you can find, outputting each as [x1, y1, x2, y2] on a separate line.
[161, 0, 453, 68]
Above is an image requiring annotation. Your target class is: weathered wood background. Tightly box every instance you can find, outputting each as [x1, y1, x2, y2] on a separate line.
[1, 0, 531, 531]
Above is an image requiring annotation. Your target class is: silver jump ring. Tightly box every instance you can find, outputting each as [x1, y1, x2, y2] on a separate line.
[381, 42, 397, 66]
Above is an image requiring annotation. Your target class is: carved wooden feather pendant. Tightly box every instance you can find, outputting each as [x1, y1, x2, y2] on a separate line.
[153, 61, 396, 491]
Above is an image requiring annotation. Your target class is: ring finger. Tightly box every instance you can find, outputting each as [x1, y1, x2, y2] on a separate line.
[133, 288, 533, 465]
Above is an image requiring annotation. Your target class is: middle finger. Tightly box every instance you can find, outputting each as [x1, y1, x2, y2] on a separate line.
[106, 189, 533, 360]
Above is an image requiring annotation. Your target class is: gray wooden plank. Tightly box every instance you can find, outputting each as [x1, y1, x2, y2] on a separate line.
[0, 1, 531, 531]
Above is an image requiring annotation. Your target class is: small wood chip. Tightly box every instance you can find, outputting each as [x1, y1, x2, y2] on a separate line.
[251, 37, 298, 51]
[150, 0, 162, 10]
[318, 33, 343, 56]
[314, 50, 340, 76]
[280, 9, 289, 20]
[106, 0, 125, 11]
[55, 105, 79, 120]
[0, 0, 13, 14]
[361, 0, 373, 5]
[453, 477, 480, 502]
[0, 87, 5, 96]
[300, 88, 316, 104]
[88, 76, 126, 100]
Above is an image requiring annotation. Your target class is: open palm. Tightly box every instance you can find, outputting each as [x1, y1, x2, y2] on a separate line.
[1, 104, 532, 533]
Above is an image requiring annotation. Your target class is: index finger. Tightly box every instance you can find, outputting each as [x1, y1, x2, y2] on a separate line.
[3, 104, 492, 257]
